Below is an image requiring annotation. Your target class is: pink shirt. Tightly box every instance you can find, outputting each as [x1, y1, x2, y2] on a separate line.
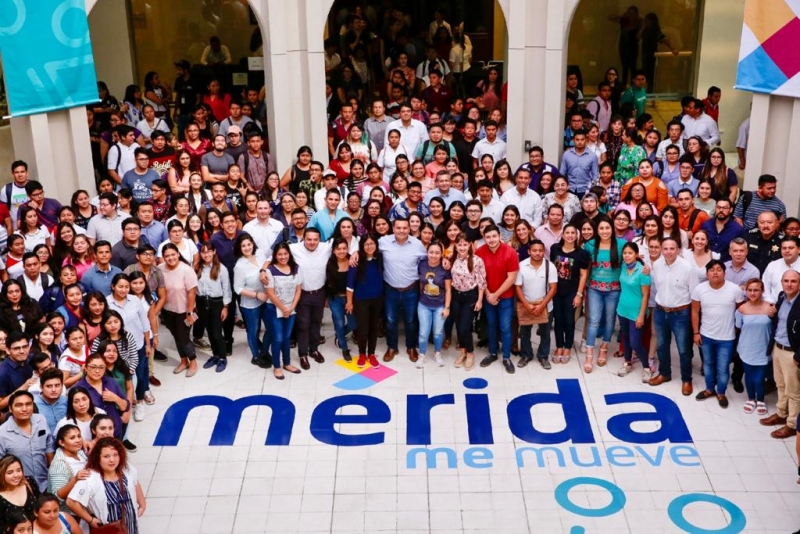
[157, 262, 198, 313]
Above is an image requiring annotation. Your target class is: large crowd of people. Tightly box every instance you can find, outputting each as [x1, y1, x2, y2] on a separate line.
[0, 3, 798, 533]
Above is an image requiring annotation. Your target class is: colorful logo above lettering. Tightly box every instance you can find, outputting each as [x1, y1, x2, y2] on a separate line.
[333, 357, 397, 390]
[0, 0, 99, 117]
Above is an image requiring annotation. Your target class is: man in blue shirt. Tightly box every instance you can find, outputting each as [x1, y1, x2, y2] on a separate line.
[209, 211, 244, 354]
[0, 391, 55, 492]
[559, 129, 598, 198]
[423, 171, 466, 208]
[700, 199, 746, 262]
[308, 189, 347, 241]
[137, 202, 167, 248]
[33, 368, 67, 434]
[80, 241, 123, 296]
[0, 332, 36, 411]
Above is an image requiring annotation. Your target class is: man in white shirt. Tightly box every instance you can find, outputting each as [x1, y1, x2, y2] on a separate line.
[515, 240, 558, 368]
[763, 237, 800, 303]
[106, 126, 139, 187]
[471, 120, 507, 168]
[289, 229, 332, 370]
[681, 99, 720, 146]
[501, 168, 543, 229]
[474, 180, 503, 223]
[17, 253, 54, 301]
[313, 171, 347, 212]
[736, 116, 750, 171]
[649, 237, 699, 394]
[243, 200, 284, 261]
[86, 193, 125, 246]
[384, 102, 429, 157]
[656, 120, 686, 161]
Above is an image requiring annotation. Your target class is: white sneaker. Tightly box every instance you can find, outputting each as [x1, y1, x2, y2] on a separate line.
[617, 363, 632, 377]
[144, 390, 155, 405]
[415, 354, 426, 369]
[133, 403, 145, 422]
[641, 367, 653, 383]
[434, 352, 444, 367]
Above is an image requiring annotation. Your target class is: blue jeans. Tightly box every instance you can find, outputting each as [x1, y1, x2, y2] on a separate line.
[618, 316, 648, 364]
[240, 304, 271, 359]
[417, 303, 445, 354]
[520, 317, 552, 360]
[484, 296, 514, 359]
[385, 285, 419, 351]
[329, 295, 354, 352]
[586, 289, 620, 348]
[742, 361, 767, 402]
[701, 336, 734, 395]
[655, 307, 693, 382]
[135, 346, 148, 401]
[266, 304, 296, 366]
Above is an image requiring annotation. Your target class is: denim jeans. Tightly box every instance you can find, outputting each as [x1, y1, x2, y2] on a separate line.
[742, 361, 767, 402]
[266, 304, 296, 366]
[135, 346, 148, 401]
[552, 292, 577, 349]
[520, 316, 552, 360]
[484, 296, 514, 359]
[328, 295, 354, 352]
[618, 316, 648, 364]
[586, 289, 620, 348]
[417, 303, 445, 354]
[701, 336, 734, 395]
[385, 285, 419, 351]
[240, 304, 270, 359]
[655, 307, 693, 382]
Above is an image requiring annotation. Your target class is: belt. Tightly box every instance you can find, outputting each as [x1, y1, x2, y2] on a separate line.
[389, 281, 418, 292]
[657, 304, 689, 313]
[302, 288, 323, 295]
[198, 295, 223, 301]
[775, 341, 792, 352]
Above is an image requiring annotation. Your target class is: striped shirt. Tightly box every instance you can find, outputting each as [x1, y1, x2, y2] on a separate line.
[733, 192, 787, 231]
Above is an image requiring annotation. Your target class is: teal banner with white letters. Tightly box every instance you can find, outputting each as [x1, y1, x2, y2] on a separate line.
[0, 0, 98, 117]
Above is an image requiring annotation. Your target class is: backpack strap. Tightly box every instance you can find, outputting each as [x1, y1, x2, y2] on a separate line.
[688, 209, 701, 233]
[740, 190, 753, 221]
[3, 183, 13, 209]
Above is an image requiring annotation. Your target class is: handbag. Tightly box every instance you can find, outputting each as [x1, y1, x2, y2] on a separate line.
[90, 478, 129, 534]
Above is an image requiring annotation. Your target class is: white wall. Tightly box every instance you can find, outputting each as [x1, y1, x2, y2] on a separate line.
[88, 0, 135, 98]
[695, 0, 749, 160]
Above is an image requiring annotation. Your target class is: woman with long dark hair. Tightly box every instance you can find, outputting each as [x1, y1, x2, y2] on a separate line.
[700, 147, 738, 202]
[264, 242, 303, 379]
[233, 235, 271, 369]
[70, 190, 96, 230]
[346, 234, 384, 368]
[56, 386, 105, 443]
[614, 129, 646, 184]
[0, 279, 43, 335]
[194, 243, 231, 373]
[602, 115, 625, 168]
[143, 71, 171, 128]
[167, 149, 195, 195]
[616, 242, 651, 377]
[449, 233, 486, 370]
[583, 216, 626, 372]
[326, 238, 355, 361]
[550, 223, 589, 363]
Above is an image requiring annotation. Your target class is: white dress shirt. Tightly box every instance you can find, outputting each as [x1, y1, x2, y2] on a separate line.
[383, 119, 429, 158]
[471, 137, 508, 164]
[290, 241, 332, 291]
[651, 256, 699, 308]
[762, 256, 800, 303]
[242, 217, 285, 260]
[682, 113, 720, 145]
[501, 187, 544, 229]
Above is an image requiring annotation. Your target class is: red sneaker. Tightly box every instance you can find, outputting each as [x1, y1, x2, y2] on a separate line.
[368, 354, 380, 368]
[357, 354, 367, 368]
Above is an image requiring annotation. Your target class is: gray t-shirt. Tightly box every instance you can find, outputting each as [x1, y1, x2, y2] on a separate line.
[201, 151, 235, 176]
[121, 169, 160, 202]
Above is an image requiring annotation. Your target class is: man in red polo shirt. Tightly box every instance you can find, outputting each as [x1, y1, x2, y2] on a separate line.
[475, 225, 520, 373]
[421, 70, 452, 114]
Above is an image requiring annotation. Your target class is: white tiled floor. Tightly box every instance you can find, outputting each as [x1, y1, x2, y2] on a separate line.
[129, 316, 800, 533]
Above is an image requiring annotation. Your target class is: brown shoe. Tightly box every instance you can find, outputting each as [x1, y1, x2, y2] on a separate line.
[681, 382, 693, 396]
[442, 337, 451, 350]
[148, 376, 162, 387]
[383, 349, 397, 362]
[310, 351, 325, 364]
[760, 413, 788, 426]
[648, 375, 671, 386]
[408, 348, 419, 362]
[770, 425, 797, 439]
[299, 355, 310, 370]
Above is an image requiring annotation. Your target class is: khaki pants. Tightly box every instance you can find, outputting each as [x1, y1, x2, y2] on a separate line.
[773, 346, 800, 429]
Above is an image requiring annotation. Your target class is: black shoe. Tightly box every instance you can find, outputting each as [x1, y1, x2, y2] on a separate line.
[122, 439, 137, 452]
[732, 380, 744, 394]
[311, 351, 325, 364]
[225, 341, 233, 357]
[203, 357, 219, 369]
[342, 350, 352, 363]
[153, 350, 168, 362]
[539, 358, 552, 370]
[251, 357, 272, 369]
[503, 359, 515, 374]
[480, 355, 498, 367]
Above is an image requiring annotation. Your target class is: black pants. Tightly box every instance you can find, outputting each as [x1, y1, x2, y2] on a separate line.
[161, 310, 197, 361]
[222, 272, 238, 347]
[451, 288, 478, 353]
[552, 292, 578, 349]
[354, 296, 383, 355]
[197, 296, 226, 359]
[297, 290, 325, 356]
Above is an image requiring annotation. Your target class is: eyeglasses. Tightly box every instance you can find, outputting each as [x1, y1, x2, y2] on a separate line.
[151, 187, 163, 193]
[86, 365, 106, 371]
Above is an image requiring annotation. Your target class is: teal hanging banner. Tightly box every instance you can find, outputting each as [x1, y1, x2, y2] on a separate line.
[0, 0, 98, 117]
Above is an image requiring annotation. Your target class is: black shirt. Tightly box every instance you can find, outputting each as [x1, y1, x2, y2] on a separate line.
[453, 136, 478, 174]
[746, 229, 784, 275]
[550, 245, 590, 296]
[174, 74, 201, 115]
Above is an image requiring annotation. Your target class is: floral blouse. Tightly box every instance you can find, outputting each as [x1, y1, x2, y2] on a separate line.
[583, 239, 627, 292]
[450, 255, 487, 293]
[614, 144, 646, 184]
[542, 192, 581, 222]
